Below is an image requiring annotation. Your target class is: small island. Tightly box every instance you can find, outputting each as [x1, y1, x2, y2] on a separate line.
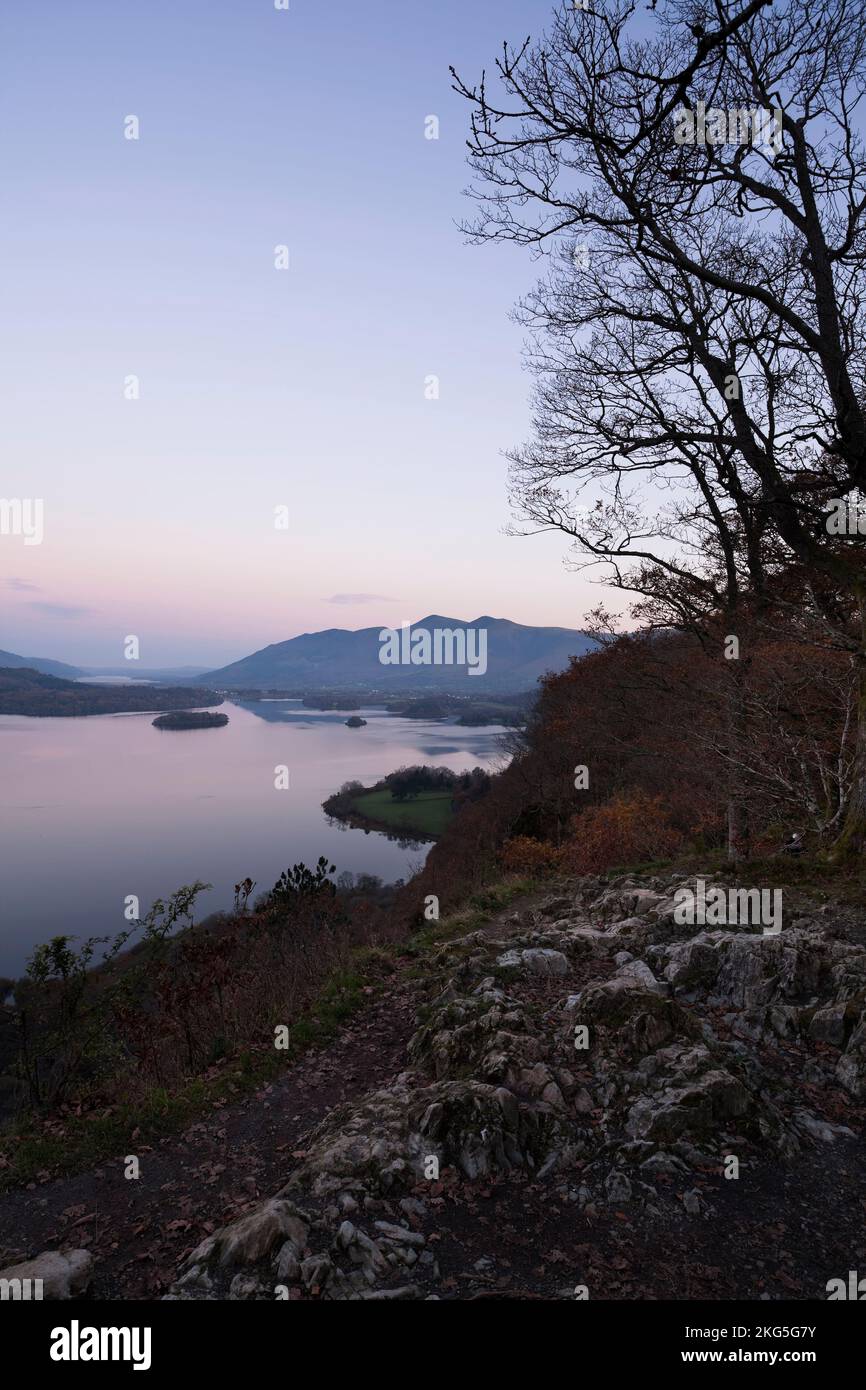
[152, 711, 229, 731]
[345, 715, 367, 728]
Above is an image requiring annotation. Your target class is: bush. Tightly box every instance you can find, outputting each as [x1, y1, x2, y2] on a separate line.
[500, 836, 564, 877]
[561, 791, 683, 874]
[269, 857, 337, 907]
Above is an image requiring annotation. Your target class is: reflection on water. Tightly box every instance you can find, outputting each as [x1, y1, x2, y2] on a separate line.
[236, 699, 508, 759]
[0, 702, 508, 975]
[235, 699, 344, 726]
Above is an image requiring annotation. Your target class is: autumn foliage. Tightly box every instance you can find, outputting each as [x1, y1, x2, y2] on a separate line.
[558, 791, 683, 874]
[397, 624, 857, 925]
[500, 835, 564, 877]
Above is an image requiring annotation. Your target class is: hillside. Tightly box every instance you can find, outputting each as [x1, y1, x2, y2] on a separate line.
[0, 647, 82, 678]
[201, 616, 597, 691]
[0, 667, 224, 717]
[1, 870, 864, 1303]
[161, 873, 866, 1301]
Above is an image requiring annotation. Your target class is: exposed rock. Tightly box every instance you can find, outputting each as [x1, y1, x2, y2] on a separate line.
[808, 1001, 852, 1047]
[616, 958, 666, 994]
[274, 1242, 302, 1283]
[229, 1273, 268, 1299]
[166, 869, 865, 1300]
[181, 1199, 309, 1271]
[358, 1285, 421, 1300]
[660, 937, 721, 990]
[837, 1016, 866, 1095]
[496, 948, 569, 977]
[538, 897, 575, 918]
[604, 1170, 633, 1204]
[0, 1248, 92, 1300]
[373, 1222, 425, 1248]
[566, 976, 699, 1058]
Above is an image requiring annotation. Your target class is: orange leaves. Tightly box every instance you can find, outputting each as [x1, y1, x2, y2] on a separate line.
[500, 836, 565, 877]
[560, 790, 683, 874]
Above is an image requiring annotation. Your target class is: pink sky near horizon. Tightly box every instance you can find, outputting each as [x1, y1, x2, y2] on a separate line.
[1, 505, 604, 667]
[0, 0, 616, 668]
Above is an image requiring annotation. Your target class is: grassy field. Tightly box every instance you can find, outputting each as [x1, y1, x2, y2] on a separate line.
[353, 787, 454, 837]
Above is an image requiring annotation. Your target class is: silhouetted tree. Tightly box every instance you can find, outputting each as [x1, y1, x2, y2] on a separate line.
[454, 0, 866, 852]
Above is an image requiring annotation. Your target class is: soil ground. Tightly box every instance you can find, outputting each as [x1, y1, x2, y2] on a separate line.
[1, 891, 864, 1301]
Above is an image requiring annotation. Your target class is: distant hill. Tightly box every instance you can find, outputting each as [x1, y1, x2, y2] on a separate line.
[0, 668, 224, 717]
[0, 647, 82, 678]
[202, 616, 597, 692]
[79, 666, 210, 683]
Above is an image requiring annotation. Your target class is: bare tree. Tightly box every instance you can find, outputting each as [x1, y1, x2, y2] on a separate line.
[453, 0, 866, 851]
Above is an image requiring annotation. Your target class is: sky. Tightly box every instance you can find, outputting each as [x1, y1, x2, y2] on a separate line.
[0, 0, 612, 668]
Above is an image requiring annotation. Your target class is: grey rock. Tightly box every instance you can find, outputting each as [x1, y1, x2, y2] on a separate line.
[181, 1199, 309, 1271]
[399, 1197, 427, 1219]
[335, 1221, 356, 1250]
[639, 1152, 687, 1177]
[617, 959, 665, 993]
[793, 1109, 853, 1143]
[808, 1002, 851, 1047]
[497, 948, 569, 977]
[229, 1273, 267, 1300]
[605, 1170, 633, 1204]
[358, 1285, 421, 1300]
[275, 1242, 302, 1283]
[300, 1254, 333, 1290]
[373, 1221, 425, 1248]
[0, 1248, 92, 1300]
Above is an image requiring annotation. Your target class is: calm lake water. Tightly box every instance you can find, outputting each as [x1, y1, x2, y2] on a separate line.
[0, 701, 508, 977]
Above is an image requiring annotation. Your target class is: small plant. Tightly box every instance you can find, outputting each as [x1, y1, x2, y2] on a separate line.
[270, 857, 337, 905]
[233, 877, 256, 912]
[13, 883, 211, 1108]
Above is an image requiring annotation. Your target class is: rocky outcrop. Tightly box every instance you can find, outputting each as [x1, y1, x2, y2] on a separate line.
[166, 871, 865, 1300]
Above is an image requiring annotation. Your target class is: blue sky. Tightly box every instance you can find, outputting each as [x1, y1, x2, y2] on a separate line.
[0, 0, 607, 666]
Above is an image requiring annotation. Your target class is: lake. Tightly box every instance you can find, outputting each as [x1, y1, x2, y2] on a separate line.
[0, 700, 508, 977]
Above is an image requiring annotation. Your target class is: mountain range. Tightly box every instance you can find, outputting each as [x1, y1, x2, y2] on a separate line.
[201, 616, 596, 691]
[0, 648, 82, 679]
[0, 651, 209, 684]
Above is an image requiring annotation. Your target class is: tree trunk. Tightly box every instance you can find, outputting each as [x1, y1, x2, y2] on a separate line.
[727, 793, 751, 864]
[725, 633, 752, 864]
[832, 595, 866, 858]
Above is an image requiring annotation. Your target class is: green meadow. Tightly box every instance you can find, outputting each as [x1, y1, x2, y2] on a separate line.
[352, 787, 454, 838]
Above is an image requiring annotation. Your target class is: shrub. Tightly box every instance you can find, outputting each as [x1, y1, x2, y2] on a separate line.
[561, 791, 683, 874]
[500, 835, 564, 877]
[270, 857, 337, 906]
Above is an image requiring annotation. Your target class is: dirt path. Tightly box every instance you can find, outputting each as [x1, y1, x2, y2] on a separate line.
[0, 979, 422, 1297]
[420, 1134, 866, 1300]
[3, 887, 865, 1302]
[0, 893, 544, 1299]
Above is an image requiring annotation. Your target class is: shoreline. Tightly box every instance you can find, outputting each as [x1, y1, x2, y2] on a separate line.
[323, 802, 440, 844]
